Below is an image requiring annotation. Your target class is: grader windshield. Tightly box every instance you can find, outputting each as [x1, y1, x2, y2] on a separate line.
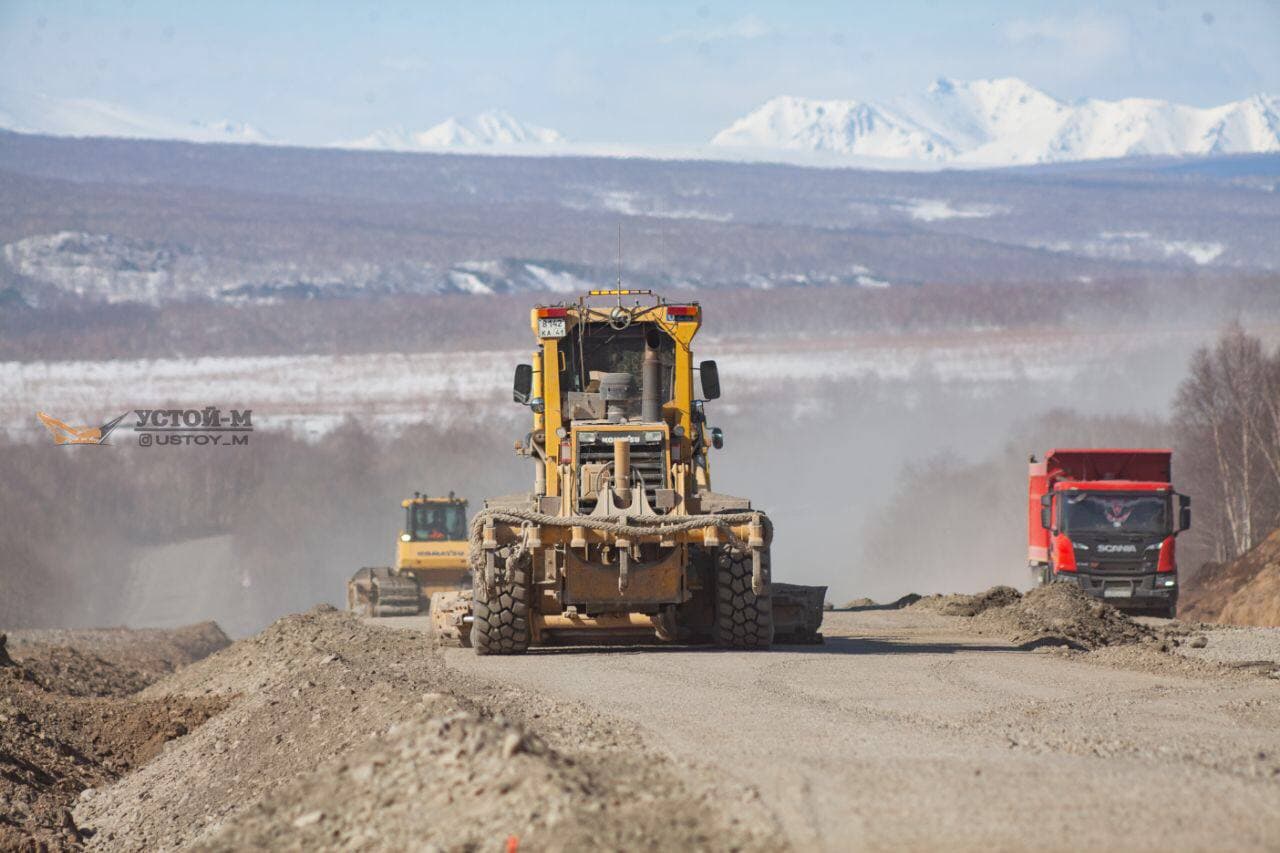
[560, 324, 676, 416]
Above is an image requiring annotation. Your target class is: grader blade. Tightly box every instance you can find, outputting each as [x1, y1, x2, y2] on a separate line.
[771, 583, 827, 644]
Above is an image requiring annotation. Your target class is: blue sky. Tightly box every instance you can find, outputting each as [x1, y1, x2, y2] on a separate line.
[2, 1, 1278, 144]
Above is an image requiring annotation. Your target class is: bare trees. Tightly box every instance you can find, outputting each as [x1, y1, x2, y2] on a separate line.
[1173, 323, 1280, 563]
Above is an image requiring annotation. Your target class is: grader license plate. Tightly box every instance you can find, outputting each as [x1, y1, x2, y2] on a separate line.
[538, 318, 567, 338]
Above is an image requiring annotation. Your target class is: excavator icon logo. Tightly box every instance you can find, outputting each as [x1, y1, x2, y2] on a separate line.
[36, 411, 129, 446]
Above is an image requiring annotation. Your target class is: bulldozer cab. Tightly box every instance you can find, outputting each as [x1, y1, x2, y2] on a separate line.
[402, 496, 468, 542]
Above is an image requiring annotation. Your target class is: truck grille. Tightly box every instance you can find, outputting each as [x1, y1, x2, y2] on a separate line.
[1087, 559, 1146, 573]
[1086, 551, 1157, 573]
[576, 432, 667, 512]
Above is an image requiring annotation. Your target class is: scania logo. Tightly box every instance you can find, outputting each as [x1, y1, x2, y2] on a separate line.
[1097, 543, 1139, 553]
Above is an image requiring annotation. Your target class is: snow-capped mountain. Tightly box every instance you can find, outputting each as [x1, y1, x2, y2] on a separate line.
[711, 78, 1280, 165]
[0, 89, 272, 144]
[340, 110, 565, 151]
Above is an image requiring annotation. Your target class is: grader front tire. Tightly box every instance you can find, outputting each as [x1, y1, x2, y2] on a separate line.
[714, 548, 774, 650]
[471, 567, 531, 655]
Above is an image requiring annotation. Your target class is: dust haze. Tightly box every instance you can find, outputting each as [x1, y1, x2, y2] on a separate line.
[4, 290, 1275, 632]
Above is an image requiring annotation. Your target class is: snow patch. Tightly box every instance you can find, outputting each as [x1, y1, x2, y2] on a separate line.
[575, 191, 733, 222]
[1035, 231, 1226, 266]
[894, 198, 1007, 222]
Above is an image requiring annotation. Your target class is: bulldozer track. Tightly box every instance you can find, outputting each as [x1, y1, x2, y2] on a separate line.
[348, 567, 422, 618]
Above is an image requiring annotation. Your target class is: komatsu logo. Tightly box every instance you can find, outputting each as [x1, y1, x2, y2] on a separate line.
[1097, 543, 1139, 554]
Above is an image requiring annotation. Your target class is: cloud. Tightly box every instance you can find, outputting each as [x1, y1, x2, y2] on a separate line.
[660, 14, 773, 45]
[1002, 11, 1129, 72]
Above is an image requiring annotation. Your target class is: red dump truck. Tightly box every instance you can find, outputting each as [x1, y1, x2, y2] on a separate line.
[1029, 449, 1191, 618]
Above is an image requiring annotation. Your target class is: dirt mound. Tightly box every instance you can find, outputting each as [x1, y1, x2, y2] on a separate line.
[0, 629, 227, 852]
[840, 593, 922, 611]
[1182, 527, 1280, 626]
[973, 584, 1156, 650]
[5, 623, 230, 696]
[912, 586, 1022, 617]
[78, 606, 766, 851]
[196, 701, 590, 851]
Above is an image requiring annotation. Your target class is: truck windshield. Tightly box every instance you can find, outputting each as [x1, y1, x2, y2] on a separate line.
[409, 504, 467, 541]
[1062, 493, 1169, 535]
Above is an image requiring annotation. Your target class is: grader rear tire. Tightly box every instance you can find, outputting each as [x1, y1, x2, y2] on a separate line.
[714, 547, 773, 650]
[471, 566, 531, 655]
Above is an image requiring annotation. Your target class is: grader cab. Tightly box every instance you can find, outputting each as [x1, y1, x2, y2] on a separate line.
[431, 290, 824, 653]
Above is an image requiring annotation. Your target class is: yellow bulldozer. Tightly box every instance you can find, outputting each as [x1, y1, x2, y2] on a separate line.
[430, 289, 825, 653]
[348, 493, 472, 618]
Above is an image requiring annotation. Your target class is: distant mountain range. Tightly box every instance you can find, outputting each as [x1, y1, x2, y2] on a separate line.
[0, 90, 562, 152]
[0, 89, 272, 145]
[2, 79, 1279, 166]
[339, 110, 565, 151]
[711, 78, 1280, 165]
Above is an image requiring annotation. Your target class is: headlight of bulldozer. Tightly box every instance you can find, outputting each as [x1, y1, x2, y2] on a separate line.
[400, 533, 411, 542]
[643, 431, 663, 442]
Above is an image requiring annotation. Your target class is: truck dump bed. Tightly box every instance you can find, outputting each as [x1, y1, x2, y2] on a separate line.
[1028, 449, 1172, 562]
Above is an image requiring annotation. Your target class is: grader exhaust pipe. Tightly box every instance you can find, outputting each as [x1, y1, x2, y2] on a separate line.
[641, 332, 660, 422]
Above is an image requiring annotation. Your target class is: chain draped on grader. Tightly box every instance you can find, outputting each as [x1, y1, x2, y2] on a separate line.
[430, 290, 825, 654]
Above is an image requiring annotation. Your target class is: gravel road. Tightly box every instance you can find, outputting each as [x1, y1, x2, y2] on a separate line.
[383, 608, 1280, 851]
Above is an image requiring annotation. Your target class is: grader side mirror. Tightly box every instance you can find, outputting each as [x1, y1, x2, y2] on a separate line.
[513, 364, 533, 404]
[699, 360, 721, 400]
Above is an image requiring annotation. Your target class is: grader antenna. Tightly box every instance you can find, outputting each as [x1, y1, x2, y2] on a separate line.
[615, 223, 623, 309]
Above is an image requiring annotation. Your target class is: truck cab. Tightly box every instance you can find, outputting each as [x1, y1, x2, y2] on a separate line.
[1029, 449, 1190, 618]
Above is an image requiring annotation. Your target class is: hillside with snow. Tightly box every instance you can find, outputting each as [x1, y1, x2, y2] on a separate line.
[711, 78, 1280, 166]
[0, 89, 271, 145]
[340, 110, 565, 151]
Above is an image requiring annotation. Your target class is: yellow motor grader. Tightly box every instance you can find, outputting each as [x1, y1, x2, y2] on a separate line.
[348, 493, 472, 619]
[430, 290, 825, 653]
